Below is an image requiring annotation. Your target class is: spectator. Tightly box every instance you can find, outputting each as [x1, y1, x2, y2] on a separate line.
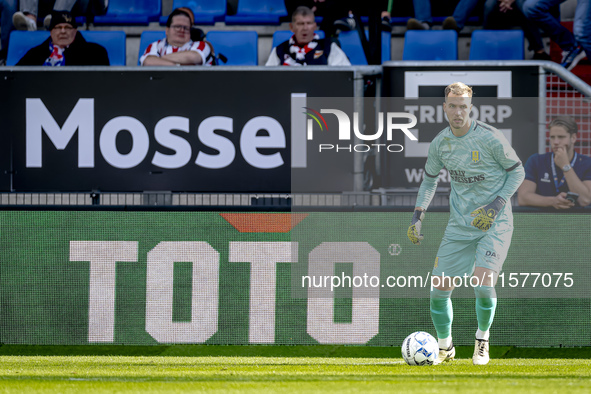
[0, 0, 17, 64]
[483, 0, 551, 60]
[407, 0, 484, 31]
[523, 0, 590, 70]
[406, 0, 434, 30]
[140, 8, 213, 66]
[285, 1, 392, 37]
[12, 0, 101, 31]
[266, 6, 351, 66]
[16, 10, 109, 65]
[406, 0, 551, 60]
[518, 116, 591, 208]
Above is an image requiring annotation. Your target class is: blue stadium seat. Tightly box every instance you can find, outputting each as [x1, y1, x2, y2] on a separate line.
[137, 31, 166, 65]
[402, 30, 458, 60]
[6, 31, 48, 66]
[379, 31, 391, 63]
[6, 30, 126, 66]
[206, 31, 258, 65]
[335, 31, 391, 65]
[271, 30, 324, 48]
[368, 31, 391, 63]
[83, 31, 126, 66]
[469, 30, 524, 60]
[225, 0, 287, 25]
[159, 0, 226, 25]
[338, 30, 367, 65]
[93, 0, 161, 25]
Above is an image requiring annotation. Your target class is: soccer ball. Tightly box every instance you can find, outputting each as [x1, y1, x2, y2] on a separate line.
[401, 331, 439, 366]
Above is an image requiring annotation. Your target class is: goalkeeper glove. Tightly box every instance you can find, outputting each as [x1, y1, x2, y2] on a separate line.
[407, 210, 425, 245]
[470, 196, 506, 231]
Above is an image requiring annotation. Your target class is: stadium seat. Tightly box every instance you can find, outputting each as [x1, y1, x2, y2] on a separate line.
[159, 0, 226, 25]
[6, 30, 126, 66]
[338, 30, 367, 65]
[6, 31, 48, 66]
[93, 0, 161, 25]
[225, 0, 287, 25]
[336, 31, 391, 65]
[206, 31, 258, 65]
[271, 30, 325, 48]
[379, 31, 392, 63]
[402, 30, 458, 60]
[137, 31, 166, 65]
[469, 30, 524, 60]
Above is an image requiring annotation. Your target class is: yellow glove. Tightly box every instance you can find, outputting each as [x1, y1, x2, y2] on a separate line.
[470, 196, 506, 231]
[407, 210, 425, 245]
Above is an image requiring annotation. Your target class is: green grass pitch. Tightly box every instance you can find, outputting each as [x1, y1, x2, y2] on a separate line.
[1, 354, 590, 393]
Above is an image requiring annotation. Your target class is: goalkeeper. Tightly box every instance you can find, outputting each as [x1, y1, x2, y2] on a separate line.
[407, 82, 524, 366]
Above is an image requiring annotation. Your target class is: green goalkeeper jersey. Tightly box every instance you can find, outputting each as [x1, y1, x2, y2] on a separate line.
[415, 120, 524, 238]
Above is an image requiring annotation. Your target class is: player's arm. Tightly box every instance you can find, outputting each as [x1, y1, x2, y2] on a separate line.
[408, 141, 442, 245]
[517, 179, 574, 209]
[471, 138, 525, 230]
[498, 160, 525, 202]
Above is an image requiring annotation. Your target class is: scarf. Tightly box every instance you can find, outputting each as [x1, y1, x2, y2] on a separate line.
[283, 34, 320, 66]
[43, 42, 66, 66]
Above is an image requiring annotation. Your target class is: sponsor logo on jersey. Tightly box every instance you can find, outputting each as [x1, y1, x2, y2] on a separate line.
[448, 169, 485, 183]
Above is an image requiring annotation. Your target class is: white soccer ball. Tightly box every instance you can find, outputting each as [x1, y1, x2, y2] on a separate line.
[401, 331, 439, 366]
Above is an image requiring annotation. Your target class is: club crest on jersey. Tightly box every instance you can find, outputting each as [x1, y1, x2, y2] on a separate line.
[470, 150, 481, 165]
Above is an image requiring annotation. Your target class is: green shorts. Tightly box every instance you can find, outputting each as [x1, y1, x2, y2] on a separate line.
[432, 228, 513, 278]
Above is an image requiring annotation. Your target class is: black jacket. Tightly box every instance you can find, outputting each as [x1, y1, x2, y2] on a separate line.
[17, 32, 110, 66]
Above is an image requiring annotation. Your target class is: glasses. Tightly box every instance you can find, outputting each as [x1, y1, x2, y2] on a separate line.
[52, 25, 75, 31]
[170, 25, 190, 32]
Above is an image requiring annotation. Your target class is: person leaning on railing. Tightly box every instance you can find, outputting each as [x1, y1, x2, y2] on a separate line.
[518, 116, 591, 208]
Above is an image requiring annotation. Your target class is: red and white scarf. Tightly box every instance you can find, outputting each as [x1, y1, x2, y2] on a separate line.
[283, 34, 320, 66]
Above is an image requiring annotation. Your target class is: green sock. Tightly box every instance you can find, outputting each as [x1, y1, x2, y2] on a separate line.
[430, 288, 453, 340]
[474, 285, 497, 332]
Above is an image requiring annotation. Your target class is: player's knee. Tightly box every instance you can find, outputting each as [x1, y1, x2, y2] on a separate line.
[430, 288, 452, 308]
[474, 285, 497, 307]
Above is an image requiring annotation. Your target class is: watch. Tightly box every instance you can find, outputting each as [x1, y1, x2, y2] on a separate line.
[562, 164, 572, 172]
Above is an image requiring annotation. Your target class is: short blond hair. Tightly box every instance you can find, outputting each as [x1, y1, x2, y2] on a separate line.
[445, 82, 473, 98]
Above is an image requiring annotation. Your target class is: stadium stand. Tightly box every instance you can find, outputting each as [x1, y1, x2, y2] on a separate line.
[225, 0, 287, 25]
[469, 30, 524, 60]
[402, 30, 458, 61]
[93, 0, 161, 25]
[159, 0, 226, 25]
[206, 31, 258, 65]
[6, 30, 126, 66]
